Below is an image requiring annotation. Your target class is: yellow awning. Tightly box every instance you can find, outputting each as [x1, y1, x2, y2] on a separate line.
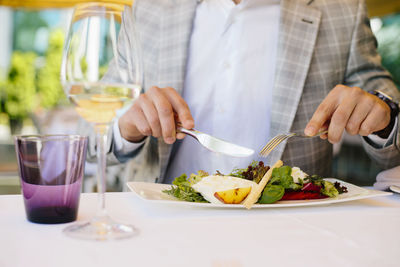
[0, 0, 132, 9]
[1, 0, 399, 17]
[366, 0, 400, 17]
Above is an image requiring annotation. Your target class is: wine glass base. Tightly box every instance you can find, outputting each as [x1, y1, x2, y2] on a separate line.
[63, 215, 138, 241]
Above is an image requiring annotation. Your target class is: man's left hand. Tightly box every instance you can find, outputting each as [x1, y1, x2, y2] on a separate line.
[305, 85, 391, 144]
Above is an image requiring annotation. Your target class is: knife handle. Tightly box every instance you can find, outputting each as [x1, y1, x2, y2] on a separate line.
[176, 125, 199, 140]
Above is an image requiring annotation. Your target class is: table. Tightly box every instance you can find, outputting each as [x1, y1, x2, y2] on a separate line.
[1, 191, 399, 267]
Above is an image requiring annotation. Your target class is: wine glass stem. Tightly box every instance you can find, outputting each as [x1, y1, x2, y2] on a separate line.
[95, 124, 109, 217]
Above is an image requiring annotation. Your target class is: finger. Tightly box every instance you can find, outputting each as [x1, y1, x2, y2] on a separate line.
[319, 121, 330, 139]
[173, 112, 187, 139]
[359, 104, 391, 136]
[147, 87, 176, 144]
[327, 96, 357, 143]
[119, 103, 151, 142]
[139, 94, 162, 138]
[305, 97, 337, 136]
[176, 132, 186, 140]
[131, 107, 152, 137]
[163, 87, 194, 129]
[345, 97, 374, 135]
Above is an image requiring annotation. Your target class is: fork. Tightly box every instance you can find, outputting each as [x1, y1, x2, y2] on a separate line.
[259, 130, 328, 157]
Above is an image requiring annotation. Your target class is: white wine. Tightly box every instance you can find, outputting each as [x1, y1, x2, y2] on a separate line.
[67, 82, 141, 124]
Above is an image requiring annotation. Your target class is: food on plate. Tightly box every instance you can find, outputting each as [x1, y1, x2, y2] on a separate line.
[214, 187, 252, 204]
[191, 175, 257, 204]
[242, 160, 283, 209]
[162, 172, 209, 203]
[162, 160, 348, 208]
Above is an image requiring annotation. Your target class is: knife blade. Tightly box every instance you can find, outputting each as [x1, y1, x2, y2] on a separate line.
[177, 126, 254, 157]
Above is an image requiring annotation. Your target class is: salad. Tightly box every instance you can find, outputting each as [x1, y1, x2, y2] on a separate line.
[163, 160, 347, 209]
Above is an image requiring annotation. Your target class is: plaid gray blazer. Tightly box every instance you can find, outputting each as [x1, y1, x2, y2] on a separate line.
[87, 0, 400, 183]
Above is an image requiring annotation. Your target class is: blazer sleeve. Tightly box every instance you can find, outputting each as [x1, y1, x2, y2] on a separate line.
[344, 0, 400, 168]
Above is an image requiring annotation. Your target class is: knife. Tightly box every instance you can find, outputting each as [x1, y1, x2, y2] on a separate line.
[177, 126, 254, 157]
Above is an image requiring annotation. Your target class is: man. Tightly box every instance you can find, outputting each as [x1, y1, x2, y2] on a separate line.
[90, 0, 400, 184]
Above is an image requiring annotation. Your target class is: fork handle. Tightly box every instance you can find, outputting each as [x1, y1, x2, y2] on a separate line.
[302, 130, 328, 137]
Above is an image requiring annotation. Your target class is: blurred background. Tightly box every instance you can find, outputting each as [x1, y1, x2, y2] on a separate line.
[0, 0, 399, 194]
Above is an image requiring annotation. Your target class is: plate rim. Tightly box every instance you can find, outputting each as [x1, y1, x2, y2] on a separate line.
[126, 179, 393, 209]
[390, 185, 400, 194]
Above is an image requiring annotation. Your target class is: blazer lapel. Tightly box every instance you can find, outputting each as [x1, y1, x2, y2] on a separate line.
[155, 0, 198, 180]
[267, 0, 321, 164]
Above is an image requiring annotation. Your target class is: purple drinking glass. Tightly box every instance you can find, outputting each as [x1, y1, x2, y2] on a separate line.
[14, 135, 88, 224]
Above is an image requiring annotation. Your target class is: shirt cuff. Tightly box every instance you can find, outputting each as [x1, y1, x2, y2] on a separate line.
[113, 118, 145, 155]
[365, 117, 398, 148]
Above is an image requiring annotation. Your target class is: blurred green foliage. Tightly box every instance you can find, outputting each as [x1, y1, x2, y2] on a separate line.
[375, 14, 400, 88]
[0, 30, 65, 123]
[37, 29, 66, 109]
[0, 51, 37, 120]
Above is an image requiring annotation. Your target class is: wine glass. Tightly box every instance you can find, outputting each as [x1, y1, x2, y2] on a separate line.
[60, 2, 142, 240]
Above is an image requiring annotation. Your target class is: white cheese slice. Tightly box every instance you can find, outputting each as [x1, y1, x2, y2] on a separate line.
[291, 167, 308, 184]
[192, 176, 257, 204]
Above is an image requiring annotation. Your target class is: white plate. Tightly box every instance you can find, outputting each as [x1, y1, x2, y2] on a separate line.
[390, 185, 400, 194]
[126, 179, 392, 209]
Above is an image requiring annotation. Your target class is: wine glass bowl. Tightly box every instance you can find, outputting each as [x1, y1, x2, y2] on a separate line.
[61, 2, 141, 240]
[62, 2, 141, 128]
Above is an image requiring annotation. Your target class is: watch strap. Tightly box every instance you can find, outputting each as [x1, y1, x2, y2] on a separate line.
[369, 90, 399, 139]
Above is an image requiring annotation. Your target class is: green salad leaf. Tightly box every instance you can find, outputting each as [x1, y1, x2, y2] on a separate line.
[229, 160, 270, 184]
[321, 180, 339, 198]
[269, 166, 302, 190]
[272, 165, 292, 177]
[162, 174, 209, 203]
[259, 165, 304, 203]
[304, 174, 323, 186]
[189, 170, 208, 185]
[304, 174, 340, 197]
[258, 185, 285, 204]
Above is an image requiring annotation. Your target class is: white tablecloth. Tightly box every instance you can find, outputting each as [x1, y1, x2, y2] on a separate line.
[1, 191, 399, 267]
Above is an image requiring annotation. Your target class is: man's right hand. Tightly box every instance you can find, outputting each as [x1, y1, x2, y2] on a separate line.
[118, 86, 195, 144]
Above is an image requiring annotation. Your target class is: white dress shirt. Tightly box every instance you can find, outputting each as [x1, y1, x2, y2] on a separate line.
[164, 0, 281, 181]
[113, 0, 395, 183]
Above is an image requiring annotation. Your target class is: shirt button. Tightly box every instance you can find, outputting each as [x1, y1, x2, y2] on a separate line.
[223, 61, 231, 69]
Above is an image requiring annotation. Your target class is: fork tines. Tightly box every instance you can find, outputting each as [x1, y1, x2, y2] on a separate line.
[259, 134, 292, 158]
